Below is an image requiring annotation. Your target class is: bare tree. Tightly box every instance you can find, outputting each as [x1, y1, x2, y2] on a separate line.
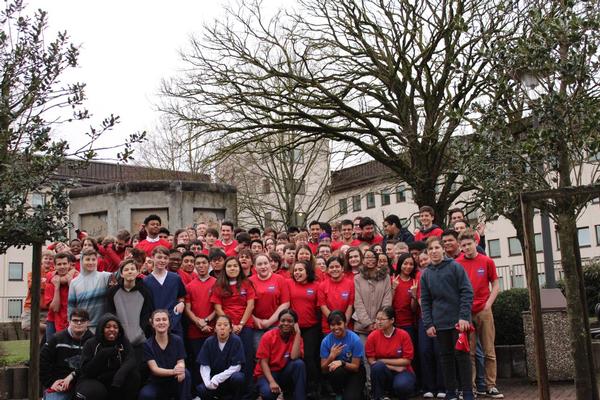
[160, 0, 523, 221]
[135, 116, 207, 177]
[215, 136, 332, 229]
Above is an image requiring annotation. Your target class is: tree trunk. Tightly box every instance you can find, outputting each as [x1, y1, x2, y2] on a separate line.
[556, 210, 599, 400]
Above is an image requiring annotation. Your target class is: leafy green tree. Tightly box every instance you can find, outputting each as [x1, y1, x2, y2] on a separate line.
[0, 0, 144, 253]
[465, 1, 600, 398]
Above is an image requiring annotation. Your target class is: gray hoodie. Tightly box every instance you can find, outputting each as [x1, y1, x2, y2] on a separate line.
[420, 257, 473, 331]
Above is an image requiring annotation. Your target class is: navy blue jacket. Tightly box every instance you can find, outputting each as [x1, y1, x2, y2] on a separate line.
[420, 257, 473, 330]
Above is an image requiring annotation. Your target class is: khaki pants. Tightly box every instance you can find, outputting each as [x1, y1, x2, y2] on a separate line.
[469, 308, 497, 389]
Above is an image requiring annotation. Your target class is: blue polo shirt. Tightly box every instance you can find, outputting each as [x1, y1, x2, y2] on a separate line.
[320, 329, 364, 363]
[144, 334, 186, 382]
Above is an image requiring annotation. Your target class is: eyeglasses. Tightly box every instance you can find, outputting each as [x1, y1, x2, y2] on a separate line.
[70, 319, 88, 325]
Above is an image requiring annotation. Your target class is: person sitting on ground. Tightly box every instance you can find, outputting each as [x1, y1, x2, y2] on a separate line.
[40, 308, 94, 400]
[138, 309, 192, 400]
[75, 313, 140, 400]
[254, 309, 306, 400]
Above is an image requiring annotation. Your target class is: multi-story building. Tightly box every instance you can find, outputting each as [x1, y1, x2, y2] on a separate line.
[216, 138, 331, 230]
[325, 160, 600, 291]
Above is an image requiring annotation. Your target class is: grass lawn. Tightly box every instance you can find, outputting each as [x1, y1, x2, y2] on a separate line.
[0, 340, 29, 366]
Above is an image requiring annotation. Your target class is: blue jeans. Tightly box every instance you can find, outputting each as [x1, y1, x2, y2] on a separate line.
[197, 371, 245, 399]
[257, 359, 306, 400]
[370, 361, 416, 400]
[475, 338, 486, 391]
[43, 391, 72, 400]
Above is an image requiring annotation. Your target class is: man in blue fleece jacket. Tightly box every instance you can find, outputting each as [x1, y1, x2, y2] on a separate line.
[420, 236, 474, 400]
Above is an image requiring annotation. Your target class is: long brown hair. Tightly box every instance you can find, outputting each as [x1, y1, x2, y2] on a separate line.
[215, 256, 250, 296]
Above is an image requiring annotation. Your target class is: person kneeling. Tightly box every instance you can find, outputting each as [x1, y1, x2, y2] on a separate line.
[320, 310, 366, 400]
[366, 306, 416, 400]
[138, 309, 191, 400]
[255, 309, 306, 400]
[196, 315, 246, 399]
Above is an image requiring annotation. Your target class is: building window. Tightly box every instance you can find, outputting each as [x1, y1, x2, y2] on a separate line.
[262, 179, 270, 194]
[396, 185, 406, 203]
[381, 190, 391, 206]
[8, 262, 23, 281]
[264, 212, 273, 227]
[534, 233, 543, 253]
[508, 237, 522, 256]
[31, 192, 45, 208]
[596, 225, 600, 246]
[285, 179, 306, 195]
[366, 192, 376, 209]
[291, 148, 303, 164]
[7, 299, 22, 319]
[352, 195, 361, 212]
[578, 226, 591, 247]
[488, 239, 501, 258]
[338, 198, 347, 215]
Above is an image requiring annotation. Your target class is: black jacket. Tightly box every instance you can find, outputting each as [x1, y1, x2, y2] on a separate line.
[79, 313, 138, 388]
[40, 328, 94, 388]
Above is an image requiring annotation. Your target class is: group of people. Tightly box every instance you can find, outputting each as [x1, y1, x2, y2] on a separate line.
[33, 206, 503, 400]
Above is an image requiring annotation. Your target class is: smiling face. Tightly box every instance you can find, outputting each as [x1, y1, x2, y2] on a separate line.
[419, 252, 431, 269]
[153, 252, 169, 272]
[82, 239, 95, 252]
[103, 320, 119, 342]
[318, 246, 332, 259]
[375, 310, 394, 331]
[419, 211, 433, 228]
[181, 255, 195, 273]
[54, 257, 70, 276]
[400, 256, 414, 277]
[151, 311, 170, 335]
[309, 224, 322, 241]
[176, 231, 190, 245]
[297, 248, 312, 262]
[327, 259, 343, 280]
[278, 313, 295, 335]
[362, 224, 375, 240]
[221, 225, 233, 242]
[442, 234, 460, 256]
[293, 263, 308, 283]
[363, 250, 377, 269]
[377, 254, 388, 269]
[225, 259, 241, 279]
[341, 223, 353, 241]
[330, 320, 346, 338]
[347, 249, 361, 269]
[82, 254, 97, 273]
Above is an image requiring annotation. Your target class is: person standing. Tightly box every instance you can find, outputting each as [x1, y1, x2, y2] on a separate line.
[420, 237, 474, 400]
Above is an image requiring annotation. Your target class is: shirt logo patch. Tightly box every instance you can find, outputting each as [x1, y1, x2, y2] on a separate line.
[306, 288, 315, 296]
[284, 352, 290, 359]
[345, 351, 353, 361]
[341, 291, 349, 299]
[240, 289, 247, 296]
[477, 267, 485, 276]
[396, 348, 403, 355]
[267, 285, 276, 292]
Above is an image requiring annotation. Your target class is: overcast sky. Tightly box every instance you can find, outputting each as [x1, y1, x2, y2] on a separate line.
[27, 0, 290, 160]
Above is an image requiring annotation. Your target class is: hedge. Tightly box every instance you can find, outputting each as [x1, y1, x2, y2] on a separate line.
[556, 259, 600, 317]
[493, 288, 530, 345]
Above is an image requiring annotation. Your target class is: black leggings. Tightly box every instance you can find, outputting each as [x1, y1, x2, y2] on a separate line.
[75, 372, 140, 400]
[301, 324, 322, 389]
[326, 364, 366, 400]
[436, 329, 472, 396]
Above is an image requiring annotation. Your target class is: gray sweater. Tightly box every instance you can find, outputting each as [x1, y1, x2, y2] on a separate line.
[420, 257, 473, 331]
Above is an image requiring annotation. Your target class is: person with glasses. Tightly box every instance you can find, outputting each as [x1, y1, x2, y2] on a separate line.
[40, 308, 94, 400]
[365, 306, 416, 400]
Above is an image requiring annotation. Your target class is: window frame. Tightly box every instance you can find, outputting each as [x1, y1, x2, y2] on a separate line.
[578, 226, 591, 248]
[395, 185, 406, 203]
[366, 192, 376, 209]
[508, 236, 522, 256]
[352, 195, 361, 212]
[338, 198, 348, 215]
[381, 190, 391, 206]
[487, 239, 501, 258]
[8, 262, 23, 281]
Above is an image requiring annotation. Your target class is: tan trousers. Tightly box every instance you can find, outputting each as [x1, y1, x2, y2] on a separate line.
[469, 308, 497, 389]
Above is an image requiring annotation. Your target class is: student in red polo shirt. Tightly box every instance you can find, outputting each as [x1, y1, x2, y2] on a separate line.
[215, 221, 238, 257]
[288, 260, 321, 396]
[391, 253, 418, 341]
[457, 230, 503, 399]
[414, 206, 444, 242]
[209, 256, 255, 392]
[178, 251, 197, 285]
[317, 256, 354, 333]
[254, 309, 306, 400]
[185, 253, 216, 391]
[307, 220, 322, 254]
[366, 306, 416, 400]
[45, 253, 78, 339]
[250, 254, 291, 351]
[358, 217, 384, 246]
[331, 219, 361, 251]
[135, 214, 173, 256]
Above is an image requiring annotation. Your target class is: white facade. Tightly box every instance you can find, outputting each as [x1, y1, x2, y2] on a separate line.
[325, 162, 600, 292]
[0, 247, 31, 322]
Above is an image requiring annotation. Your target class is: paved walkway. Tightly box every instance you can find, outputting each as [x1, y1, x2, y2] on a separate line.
[494, 379, 577, 399]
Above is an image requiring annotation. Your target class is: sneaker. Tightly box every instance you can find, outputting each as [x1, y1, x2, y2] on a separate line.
[487, 387, 504, 399]
[475, 388, 487, 396]
[424, 393, 435, 399]
[437, 393, 447, 399]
